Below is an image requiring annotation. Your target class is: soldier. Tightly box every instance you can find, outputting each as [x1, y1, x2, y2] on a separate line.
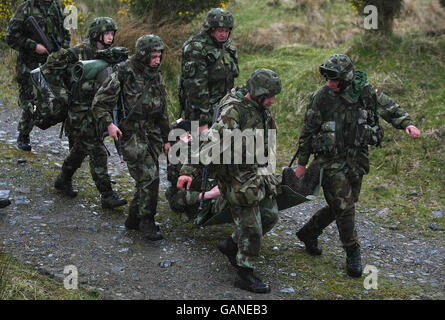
[177, 69, 282, 293]
[294, 54, 421, 277]
[179, 7, 239, 130]
[165, 119, 229, 225]
[92, 35, 171, 240]
[54, 17, 127, 210]
[6, 0, 71, 151]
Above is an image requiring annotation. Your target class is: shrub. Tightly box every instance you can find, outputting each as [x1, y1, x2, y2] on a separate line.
[0, 0, 22, 43]
[124, 0, 231, 23]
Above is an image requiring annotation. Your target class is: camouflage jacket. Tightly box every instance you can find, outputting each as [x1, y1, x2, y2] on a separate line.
[5, 0, 71, 66]
[181, 86, 280, 200]
[296, 71, 415, 171]
[92, 56, 170, 151]
[180, 30, 239, 126]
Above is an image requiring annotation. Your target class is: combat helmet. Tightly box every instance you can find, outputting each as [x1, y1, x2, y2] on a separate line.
[319, 54, 355, 91]
[246, 68, 282, 103]
[203, 8, 234, 32]
[135, 34, 165, 66]
[88, 17, 118, 48]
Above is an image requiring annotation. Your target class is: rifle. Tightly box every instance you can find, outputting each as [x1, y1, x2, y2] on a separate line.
[198, 104, 220, 210]
[289, 149, 298, 168]
[177, 76, 186, 119]
[111, 92, 128, 164]
[24, 16, 60, 54]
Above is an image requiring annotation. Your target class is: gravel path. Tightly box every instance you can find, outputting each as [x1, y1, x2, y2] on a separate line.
[0, 101, 444, 300]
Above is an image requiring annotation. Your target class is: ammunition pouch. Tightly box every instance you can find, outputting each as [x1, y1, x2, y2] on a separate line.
[311, 121, 337, 155]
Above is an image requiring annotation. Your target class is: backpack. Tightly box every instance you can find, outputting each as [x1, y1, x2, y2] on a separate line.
[30, 47, 128, 130]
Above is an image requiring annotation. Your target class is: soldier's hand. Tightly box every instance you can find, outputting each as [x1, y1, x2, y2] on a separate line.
[199, 185, 220, 200]
[164, 142, 171, 155]
[35, 44, 49, 55]
[177, 175, 192, 192]
[295, 165, 306, 179]
[108, 123, 122, 142]
[406, 125, 420, 139]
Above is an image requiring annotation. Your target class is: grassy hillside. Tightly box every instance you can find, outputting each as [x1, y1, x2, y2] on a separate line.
[234, 0, 445, 233]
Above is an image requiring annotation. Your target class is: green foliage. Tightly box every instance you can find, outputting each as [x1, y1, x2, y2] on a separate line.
[0, 0, 22, 44]
[128, 0, 230, 22]
[440, 0, 445, 8]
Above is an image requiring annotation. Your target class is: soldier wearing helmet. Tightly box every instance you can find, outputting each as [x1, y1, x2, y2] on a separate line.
[5, 0, 71, 151]
[177, 68, 282, 293]
[92, 34, 171, 241]
[87, 17, 118, 50]
[179, 8, 239, 130]
[54, 16, 127, 210]
[294, 54, 420, 278]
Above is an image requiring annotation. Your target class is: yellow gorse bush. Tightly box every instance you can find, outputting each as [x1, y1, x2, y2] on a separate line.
[0, 0, 15, 41]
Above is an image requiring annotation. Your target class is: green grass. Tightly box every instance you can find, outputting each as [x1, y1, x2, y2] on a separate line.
[0, 250, 97, 300]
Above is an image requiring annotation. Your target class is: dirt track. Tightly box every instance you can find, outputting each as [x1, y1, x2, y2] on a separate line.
[0, 102, 444, 300]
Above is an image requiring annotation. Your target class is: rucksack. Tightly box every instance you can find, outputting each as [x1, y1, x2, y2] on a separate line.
[30, 47, 128, 130]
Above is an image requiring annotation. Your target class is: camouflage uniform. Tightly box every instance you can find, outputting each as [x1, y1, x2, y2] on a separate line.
[166, 133, 230, 225]
[181, 84, 280, 270]
[92, 35, 170, 239]
[5, 0, 70, 150]
[295, 54, 416, 276]
[55, 18, 127, 208]
[179, 8, 239, 126]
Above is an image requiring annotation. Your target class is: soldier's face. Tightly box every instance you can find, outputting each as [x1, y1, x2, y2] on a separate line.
[262, 96, 275, 109]
[327, 79, 340, 92]
[149, 51, 162, 68]
[211, 27, 230, 43]
[102, 31, 115, 45]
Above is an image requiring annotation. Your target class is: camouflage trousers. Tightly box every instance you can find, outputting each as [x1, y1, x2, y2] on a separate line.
[230, 195, 279, 270]
[17, 73, 36, 136]
[61, 135, 112, 195]
[303, 163, 363, 247]
[122, 133, 161, 219]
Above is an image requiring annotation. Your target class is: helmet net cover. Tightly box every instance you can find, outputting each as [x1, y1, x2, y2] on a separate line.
[203, 8, 234, 31]
[246, 68, 282, 101]
[319, 54, 355, 82]
[88, 17, 118, 47]
[135, 34, 165, 63]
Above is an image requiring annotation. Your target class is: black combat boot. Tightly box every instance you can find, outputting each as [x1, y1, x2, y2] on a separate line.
[217, 237, 238, 267]
[296, 225, 322, 256]
[234, 267, 271, 294]
[138, 215, 163, 241]
[17, 133, 31, 151]
[101, 192, 128, 209]
[345, 243, 363, 277]
[124, 205, 140, 230]
[54, 171, 78, 198]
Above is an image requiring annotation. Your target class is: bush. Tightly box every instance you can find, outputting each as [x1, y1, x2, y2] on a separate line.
[126, 0, 231, 23]
[0, 0, 22, 43]
[348, 0, 403, 35]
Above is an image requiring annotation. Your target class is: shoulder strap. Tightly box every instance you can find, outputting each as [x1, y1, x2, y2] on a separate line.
[120, 78, 151, 127]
